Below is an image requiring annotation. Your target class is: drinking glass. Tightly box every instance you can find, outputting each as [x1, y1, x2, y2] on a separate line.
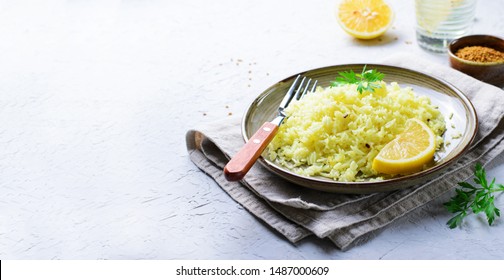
[415, 0, 477, 52]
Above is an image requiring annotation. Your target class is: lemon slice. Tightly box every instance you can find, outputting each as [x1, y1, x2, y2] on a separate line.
[372, 119, 436, 175]
[415, 0, 451, 33]
[335, 0, 394, 40]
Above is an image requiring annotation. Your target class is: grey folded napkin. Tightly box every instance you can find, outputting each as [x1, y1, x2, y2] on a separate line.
[186, 53, 504, 250]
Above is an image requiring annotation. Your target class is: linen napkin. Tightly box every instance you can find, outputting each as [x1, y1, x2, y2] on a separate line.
[186, 53, 504, 250]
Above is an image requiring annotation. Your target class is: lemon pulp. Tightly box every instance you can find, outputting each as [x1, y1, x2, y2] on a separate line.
[336, 0, 394, 40]
[372, 118, 436, 175]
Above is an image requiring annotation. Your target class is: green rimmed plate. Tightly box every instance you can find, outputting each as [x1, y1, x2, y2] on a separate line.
[242, 64, 478, 194]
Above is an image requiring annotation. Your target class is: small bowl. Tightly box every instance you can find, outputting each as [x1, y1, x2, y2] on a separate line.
[448, 35, 504, 87]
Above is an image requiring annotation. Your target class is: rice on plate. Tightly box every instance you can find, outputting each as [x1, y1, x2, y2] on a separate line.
[266, 81, 446, 182]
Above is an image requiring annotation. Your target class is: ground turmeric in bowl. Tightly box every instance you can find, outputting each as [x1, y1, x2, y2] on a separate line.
[455, 46, 504, 63]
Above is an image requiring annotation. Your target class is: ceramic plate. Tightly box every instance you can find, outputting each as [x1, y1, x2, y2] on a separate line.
[242, 64, 478, 194]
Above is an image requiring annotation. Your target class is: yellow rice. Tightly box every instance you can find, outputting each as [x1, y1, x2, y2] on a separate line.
[267, 81, 445, 182]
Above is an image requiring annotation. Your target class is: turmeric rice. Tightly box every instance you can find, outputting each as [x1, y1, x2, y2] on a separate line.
[266, 81, 445, 181]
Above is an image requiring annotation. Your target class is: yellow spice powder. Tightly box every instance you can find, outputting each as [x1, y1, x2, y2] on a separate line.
[455, 46, 504, 63]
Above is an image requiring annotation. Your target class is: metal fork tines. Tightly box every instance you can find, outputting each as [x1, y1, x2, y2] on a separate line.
[273, 75, 318, 125]
[294, 76, 318, 100]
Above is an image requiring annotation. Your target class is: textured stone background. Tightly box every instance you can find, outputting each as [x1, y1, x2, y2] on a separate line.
[1, 0, 504, 259]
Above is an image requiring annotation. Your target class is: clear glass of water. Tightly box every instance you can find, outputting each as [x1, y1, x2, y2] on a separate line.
[415, 0, 477, 53]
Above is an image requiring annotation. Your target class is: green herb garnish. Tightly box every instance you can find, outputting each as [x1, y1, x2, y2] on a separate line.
[444, 163, 504, 229]
[330, 66, 385, 94]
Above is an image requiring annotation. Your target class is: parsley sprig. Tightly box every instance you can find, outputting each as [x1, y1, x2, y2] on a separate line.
[330, 66, 385, 94]
[444, 163, 504, 229]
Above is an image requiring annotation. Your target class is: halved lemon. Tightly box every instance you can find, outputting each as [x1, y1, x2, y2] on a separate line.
[372, 119, 436, 175]
[336, 0, 394, 40]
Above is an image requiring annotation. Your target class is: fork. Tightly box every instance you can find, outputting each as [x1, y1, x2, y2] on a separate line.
[223, 75, 318, 181]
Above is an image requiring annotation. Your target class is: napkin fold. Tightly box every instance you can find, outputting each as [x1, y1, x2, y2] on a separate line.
[186, 54, 504, 250]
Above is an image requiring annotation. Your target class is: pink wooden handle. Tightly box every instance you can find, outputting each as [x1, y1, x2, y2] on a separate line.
[224, 122, 279, 181]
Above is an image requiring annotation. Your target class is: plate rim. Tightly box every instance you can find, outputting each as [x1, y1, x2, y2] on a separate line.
[240, 63, 478, 192]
